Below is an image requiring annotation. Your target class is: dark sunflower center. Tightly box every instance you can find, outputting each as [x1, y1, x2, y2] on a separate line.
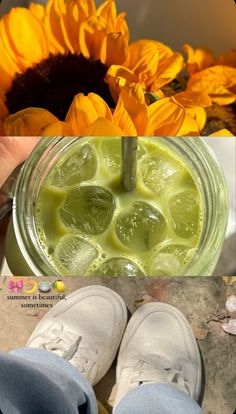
[202, 103, 236, 136]
[6, 53, 115, 121]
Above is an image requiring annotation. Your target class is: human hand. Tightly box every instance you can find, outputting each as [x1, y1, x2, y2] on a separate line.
[0, 136, 40, 269]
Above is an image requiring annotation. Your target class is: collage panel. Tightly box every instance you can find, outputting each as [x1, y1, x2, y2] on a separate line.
[0, 135, 235, 414]
[0, 276, 236, 414]
[0, 136, 235, 277]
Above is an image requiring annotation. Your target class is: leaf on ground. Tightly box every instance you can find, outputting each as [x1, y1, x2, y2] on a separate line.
[134, 294, 153, 308]
[192, 326, 209, 340]
[223, 276, 236, 286]
[97, 400, 109, 414]
[221, 319, 236, 335]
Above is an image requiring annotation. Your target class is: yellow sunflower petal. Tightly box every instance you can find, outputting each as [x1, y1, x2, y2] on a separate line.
[113, 100, 137, 136]
[187, 66, 236, 105]
[174, 90, 212, 108]
[146, 97, 186, 136]
[3, 108, 58, 136]
[79, 15, 107, 60]
[209, 129, 233, 137]
[185, 106, 206, 131]
[0, 8, 49, 70]
[105, 65, 138, 102]
[66, 92, 112, 135]
[174, 90, 209, 131]
[176, 113, 200, 136]
[116, 11, 129, 42]
[55, 0, 75, 53]
[87, 93, 113, 120]
[42, 121, 75, 135]
[113, 83, 148, 135]
[183, 44, 214, 75]
[100, 32, 129, 66]
[97, 0, 129, 40]
[128, 40, 159, 88]
[59, 0, 94, 54]
[151, 52, 184, 91]
[84, 117, 124, 135]
[80, 0, 96, 16]
[44, 0, 69, 54]
[97, 0, 116, 31]
[29, 3, 46, 20]
[0, 33, 21, 92]
[61, 1, 85, 54]
[128, 40, 183, 90]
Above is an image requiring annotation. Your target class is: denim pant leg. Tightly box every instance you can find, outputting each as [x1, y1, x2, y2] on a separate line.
[0, 349, 98, 414]
[113, 384, 204, 414]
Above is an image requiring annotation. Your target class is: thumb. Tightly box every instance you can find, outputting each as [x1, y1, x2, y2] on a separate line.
[0, 137, 40, 188]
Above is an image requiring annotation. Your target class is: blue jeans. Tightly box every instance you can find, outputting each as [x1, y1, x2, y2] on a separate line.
[0, 349, 204, 414]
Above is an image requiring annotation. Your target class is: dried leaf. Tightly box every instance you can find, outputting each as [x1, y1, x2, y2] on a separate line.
[134, 293, 153, 308]
[223, 276, 236, 286]
[222, 319, 236, 335]
[193, 326, 209, 340]
[97, 400, 109, 414]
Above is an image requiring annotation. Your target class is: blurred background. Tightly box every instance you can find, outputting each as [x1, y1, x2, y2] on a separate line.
[0, 0, 236, 54]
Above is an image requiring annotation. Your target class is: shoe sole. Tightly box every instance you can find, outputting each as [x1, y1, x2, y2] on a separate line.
[115, 302, 202, 404]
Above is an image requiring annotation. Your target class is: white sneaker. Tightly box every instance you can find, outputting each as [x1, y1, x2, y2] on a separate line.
[26, 285, 127, 386]
[112, 302, 202, 408]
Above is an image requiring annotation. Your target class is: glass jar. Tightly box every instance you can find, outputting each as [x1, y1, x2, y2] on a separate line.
[5, 136, 229, 276]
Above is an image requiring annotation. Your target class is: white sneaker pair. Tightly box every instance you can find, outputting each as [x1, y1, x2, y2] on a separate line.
[26, 285, 202, 408]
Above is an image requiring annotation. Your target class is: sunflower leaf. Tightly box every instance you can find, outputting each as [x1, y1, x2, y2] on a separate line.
[145, 92, 161, 105]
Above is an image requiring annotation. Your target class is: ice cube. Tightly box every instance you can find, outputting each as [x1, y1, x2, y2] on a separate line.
[93, 257, 145, 276]
[150, 244, 192, 276]
[60, 186, 116, 235]
[116, 201, 167, 252]
[54, 235, 98, 275]
[101, 138, 146, 173]
[169, 190, 200, 239]
[140, 153, 184, 195]
[150, 253, 181, 276]
[48, 144, 97, 186]
[101, 139, 121, 172]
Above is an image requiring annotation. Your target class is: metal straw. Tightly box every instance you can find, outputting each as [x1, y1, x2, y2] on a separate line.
[121, 137, 138, 191]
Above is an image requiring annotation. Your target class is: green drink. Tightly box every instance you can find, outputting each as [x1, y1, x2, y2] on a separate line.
[35, 137, 203, 276]
[5, 136, 228, 277]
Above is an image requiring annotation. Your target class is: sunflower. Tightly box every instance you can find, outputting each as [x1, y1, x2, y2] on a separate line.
[0, 0, 233, 136]
[181, 44, 236, 135]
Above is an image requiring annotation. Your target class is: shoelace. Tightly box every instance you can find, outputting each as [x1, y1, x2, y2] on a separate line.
[35, 325, 98, 377]
[127, 354, 192, 395]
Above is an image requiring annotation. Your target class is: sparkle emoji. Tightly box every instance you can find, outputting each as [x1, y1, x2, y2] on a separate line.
[53, 280, 65, 293]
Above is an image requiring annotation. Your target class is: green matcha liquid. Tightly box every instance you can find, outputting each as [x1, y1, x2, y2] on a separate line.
[36, 137, 203, 276]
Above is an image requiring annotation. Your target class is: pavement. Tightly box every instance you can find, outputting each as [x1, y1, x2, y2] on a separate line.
[0, 276, 235, 414]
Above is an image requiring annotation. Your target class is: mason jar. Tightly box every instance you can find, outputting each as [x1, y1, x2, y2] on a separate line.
[4, 136, 228, 276]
